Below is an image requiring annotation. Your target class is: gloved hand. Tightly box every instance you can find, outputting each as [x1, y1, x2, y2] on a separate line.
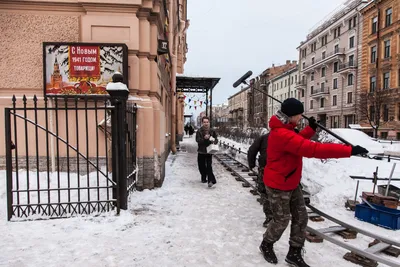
[307, 116, 318, 131]
[209, 136, 215, 142]
[351, 145, 369, 156]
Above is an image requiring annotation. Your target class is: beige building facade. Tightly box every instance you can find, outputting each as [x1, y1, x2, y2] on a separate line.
[0, 0, 189, 190]
[297, 0, 368, 128]
[228, 86, 250, 129]
[267, 66, 299, 123]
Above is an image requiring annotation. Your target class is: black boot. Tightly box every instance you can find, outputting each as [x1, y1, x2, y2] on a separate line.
[259, 240, 278, 264]
[201, 176, 207, 183]
[285, 246, 310, 267]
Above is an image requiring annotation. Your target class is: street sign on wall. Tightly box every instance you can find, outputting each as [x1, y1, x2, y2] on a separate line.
[43, 42, 128, 95]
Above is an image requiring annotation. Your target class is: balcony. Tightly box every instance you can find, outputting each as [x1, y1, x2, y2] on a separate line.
[310, 87, 329, 98]
[338, 61, 357, 73]
[302, 48, 345, 73]
[381, 56, 392, 70]
[295, 80, 307, 88]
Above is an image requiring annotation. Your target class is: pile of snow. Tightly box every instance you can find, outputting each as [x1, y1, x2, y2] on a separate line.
[323, 129, 385, 155]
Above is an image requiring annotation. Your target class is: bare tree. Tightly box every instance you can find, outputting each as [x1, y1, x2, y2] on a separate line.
[358, 89, 392, 138]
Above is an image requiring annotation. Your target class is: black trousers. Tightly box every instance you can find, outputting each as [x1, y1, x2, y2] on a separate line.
[197, 153, 216, 183]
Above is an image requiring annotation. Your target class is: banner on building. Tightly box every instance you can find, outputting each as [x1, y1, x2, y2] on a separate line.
[43, 42, 128, 95]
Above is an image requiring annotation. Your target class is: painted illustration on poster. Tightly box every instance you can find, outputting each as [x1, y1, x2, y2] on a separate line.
[43, 43, 128, 95]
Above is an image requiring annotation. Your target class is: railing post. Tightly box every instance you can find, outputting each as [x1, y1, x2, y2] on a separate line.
[5, 108, 13, 220]
[107, 82, 129, 212]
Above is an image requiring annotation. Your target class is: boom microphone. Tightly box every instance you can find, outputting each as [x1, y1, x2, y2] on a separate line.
[233, 71, 253, 88]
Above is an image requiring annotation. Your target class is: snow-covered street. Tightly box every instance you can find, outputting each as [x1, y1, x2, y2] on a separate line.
[1, 135, 400, 266]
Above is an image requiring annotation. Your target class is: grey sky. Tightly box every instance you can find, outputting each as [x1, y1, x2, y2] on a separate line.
[183, 0, 346, 118]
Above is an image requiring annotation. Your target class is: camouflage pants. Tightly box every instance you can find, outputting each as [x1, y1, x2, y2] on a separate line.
[257, 167, 272, 220]
[263, 185, 308, 248]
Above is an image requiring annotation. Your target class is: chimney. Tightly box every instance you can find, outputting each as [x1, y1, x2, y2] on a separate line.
[272, 64, 275, 67]
[286, 60, 290, 65]
[292, 60, 297, 64]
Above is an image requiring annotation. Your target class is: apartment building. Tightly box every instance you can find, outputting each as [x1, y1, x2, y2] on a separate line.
[267, 66, 299, 122]
[251, 60, 298, 127]
[359, 0, 400, 139]
[228, 86, 250, 129]
[297, 0, 368, 128]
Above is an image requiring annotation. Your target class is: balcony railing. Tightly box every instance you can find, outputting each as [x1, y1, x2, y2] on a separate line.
[295, 80, 307, 87]
[303, 48, 345, 69]
[338, 61, 357, 72]
[311, 87, 329, 96]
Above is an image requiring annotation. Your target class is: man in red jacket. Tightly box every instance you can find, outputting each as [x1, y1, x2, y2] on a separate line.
[259, 98, 368, 267]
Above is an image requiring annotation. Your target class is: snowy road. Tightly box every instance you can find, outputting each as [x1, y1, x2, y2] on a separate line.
[0, 135, 399, 266]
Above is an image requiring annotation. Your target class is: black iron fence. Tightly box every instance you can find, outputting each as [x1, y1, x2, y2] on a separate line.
[4, 93, 136, 220]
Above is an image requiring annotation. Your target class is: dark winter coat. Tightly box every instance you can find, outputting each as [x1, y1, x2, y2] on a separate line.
[196, 126, 218, 154]
[247, 134, 269, 169]
[264, 113, 352, 191]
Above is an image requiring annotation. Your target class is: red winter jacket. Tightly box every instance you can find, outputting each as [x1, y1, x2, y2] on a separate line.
[263, 115, 352, 191]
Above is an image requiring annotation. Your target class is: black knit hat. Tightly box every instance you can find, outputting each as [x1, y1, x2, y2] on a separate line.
[281, 98, 304, 117]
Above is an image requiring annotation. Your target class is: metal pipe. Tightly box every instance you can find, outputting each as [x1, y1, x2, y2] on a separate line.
[385, 163, 396, 196]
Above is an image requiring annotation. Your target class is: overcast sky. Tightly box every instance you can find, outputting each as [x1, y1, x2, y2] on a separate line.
[183, 0, 347, 119]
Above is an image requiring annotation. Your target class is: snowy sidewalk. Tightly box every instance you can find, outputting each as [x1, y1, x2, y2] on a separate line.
[0, 136, 398, 266]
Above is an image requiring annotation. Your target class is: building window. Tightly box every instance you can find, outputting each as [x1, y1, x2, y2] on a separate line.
[311, 72, 314, 81]
[321, 35, 328, 46]
[371, 46, 377, 63]
[320, 98, 325, 108]
[384, 40, 390, 58]
[311, 86, 314, 94]
[370, 76, 376, 92]
[385, 8, 392, 27]
[381, 132, 388, 139]
[321, 67, 326, 77]
[344, 115, 355, 128]
[322, 51, 326, 59]
[291, 76, 294, 84]
[383, 72, 390, 89]
[370, 105, 375, 121]
[310, 100, 314, 109]
[301, 89, 305, 97]
[349, 55, 354, 65]
[331, 116, 340, 128]
[321, 82, 325, 91]
[333, 78, 338, 89]
[295, 75, 297, 82]
[302, 62, 305, 69]
[383, 104, 389, 122]
[333, 62, 338, 72]
[348, 74, 353, 86]
[349, 36, 355, 48]
[302, 49, 307, 58]
[311, 57, 315, 64]
[333, 95, 337, 106]
[348, 17, 356, 30]
[372, 16, 378, 34]
[311, 42, 317, 52]
[347, 92, 353, 104]
[334, 44, 339, 53]
[397, 103, 400, 121]
[334, 26, 341, 38]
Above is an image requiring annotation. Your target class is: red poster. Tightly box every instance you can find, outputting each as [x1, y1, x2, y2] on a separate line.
[69, 46, 101, 79]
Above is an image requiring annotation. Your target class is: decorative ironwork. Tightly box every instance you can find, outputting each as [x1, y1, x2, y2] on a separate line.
[4, 94, 137, 220]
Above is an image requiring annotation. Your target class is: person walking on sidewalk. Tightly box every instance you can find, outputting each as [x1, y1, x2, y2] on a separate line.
[259, 98, 368, 267]
[247, 128, 272, 227]
[196, 116, 218, 187]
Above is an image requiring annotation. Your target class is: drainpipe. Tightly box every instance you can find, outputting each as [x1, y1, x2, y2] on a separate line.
[169, 0, 187, 154]
[169, 0, 177, 154]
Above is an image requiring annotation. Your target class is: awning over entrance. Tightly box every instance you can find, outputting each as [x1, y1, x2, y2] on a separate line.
[176, 76, 220, 93]
[176, 76, 220, 127]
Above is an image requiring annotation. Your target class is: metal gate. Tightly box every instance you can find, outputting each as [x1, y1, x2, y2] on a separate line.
[4, 93, 137, 220]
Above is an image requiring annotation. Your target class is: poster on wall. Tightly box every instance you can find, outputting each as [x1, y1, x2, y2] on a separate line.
[43, 42, 128, 95]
